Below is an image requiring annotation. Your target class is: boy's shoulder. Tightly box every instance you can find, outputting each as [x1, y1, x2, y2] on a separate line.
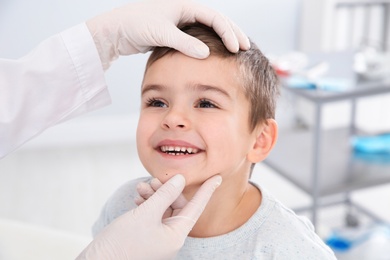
[250, 182, 335, 258]
[252, 181, 318, 240]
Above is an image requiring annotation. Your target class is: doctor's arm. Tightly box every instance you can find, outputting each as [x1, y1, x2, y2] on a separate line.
[0, 24, 108, 159]
[0, 0, 249, 159]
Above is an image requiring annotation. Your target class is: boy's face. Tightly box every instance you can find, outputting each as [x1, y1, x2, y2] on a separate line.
[137, 52, 258, 188]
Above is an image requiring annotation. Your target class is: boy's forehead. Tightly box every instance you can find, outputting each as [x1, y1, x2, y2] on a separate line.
[146, 51, 238, 72]
[143, 53, 242, 93]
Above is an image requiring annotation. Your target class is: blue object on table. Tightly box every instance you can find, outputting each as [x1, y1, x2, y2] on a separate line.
[326, 231, 370, 252]
[352, 134, 390, 154]
[286, 76, 352, 91]
[316, 78, 352, 92]
[326, 224, 390, 253]
[286, 76, 316, 89]
[351, 133, 390, 164]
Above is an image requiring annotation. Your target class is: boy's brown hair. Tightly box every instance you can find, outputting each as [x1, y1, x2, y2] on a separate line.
[145, 23, 279, 131]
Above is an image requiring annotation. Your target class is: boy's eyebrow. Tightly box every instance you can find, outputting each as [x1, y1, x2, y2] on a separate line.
[141, 83, 232, 99]
[192, 84, 231, 99]
[141, 84, 164, 96]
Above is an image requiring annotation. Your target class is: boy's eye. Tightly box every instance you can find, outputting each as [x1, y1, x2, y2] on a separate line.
[197, 99, 217, 108]
[146, 98, 167, 108]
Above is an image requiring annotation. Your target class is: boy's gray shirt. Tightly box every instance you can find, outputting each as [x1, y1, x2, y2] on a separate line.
[93, 177, 336, 259]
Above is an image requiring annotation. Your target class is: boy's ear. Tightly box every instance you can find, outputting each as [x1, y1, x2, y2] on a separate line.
[247, 119, 278, 163]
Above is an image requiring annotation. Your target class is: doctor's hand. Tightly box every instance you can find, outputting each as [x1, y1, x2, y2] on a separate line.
[77, 174, 222, 260]
[86, 0, 250, 70]
[135, 177, 189, 219]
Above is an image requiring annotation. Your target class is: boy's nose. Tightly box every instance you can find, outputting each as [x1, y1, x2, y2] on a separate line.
[162, 123, 186, 129]
[161, 108, 190, 130]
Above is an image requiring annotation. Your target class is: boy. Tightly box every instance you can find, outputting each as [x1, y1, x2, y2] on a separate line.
[93, 23, 336, 259]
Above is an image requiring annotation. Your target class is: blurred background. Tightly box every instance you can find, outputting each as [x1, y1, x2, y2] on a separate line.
[0, 0, 390, 259]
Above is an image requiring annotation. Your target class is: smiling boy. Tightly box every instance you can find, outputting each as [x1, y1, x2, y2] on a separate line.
[93, 24, 336, 259]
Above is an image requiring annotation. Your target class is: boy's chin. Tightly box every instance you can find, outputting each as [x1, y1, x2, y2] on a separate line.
[151, 172, 206, 188]
[151, 172, 185, 184]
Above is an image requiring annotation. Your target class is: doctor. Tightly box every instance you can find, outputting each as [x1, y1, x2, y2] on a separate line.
[0, 0, 249, 259]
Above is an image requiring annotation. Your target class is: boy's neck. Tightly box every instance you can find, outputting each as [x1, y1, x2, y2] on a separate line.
[186, 180, 261, 238]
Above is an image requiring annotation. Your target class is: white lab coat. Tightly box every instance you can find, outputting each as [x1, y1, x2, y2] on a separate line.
[0, 23, 111, 159]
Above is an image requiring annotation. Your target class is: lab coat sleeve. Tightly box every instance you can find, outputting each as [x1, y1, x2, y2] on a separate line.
[0, 23, 111, 159]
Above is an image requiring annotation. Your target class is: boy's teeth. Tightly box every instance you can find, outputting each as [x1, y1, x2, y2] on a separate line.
[160, 146, 198, 154]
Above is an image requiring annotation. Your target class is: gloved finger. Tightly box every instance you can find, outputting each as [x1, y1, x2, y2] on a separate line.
[162, 206, 174, 220]
[136, 181, 156, 200]
[165, 175, 222, 231]
[171, 193, 189, 211]
[150, 178, 163, 191]
[138, 174, 186, 218]
[227, 19, 251, 51]
[151, 177, 188, 211]
[134, 195, 145, 206]
[136, 178, 186, 214]
[201, 13, 239, 53]
[136, 179, 177, 218]
[186, 4, 249, 53]
[178, 175, 222, 219]
[165, 28, 211, 59]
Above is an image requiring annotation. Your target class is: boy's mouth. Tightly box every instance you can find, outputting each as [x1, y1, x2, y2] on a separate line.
[159, 146, 200, 156]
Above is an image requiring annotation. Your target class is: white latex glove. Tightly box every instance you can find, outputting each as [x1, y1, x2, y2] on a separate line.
[135, 177, 188, 220]
[86, 0, 250, 70]
[77, 174, 222, 260]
